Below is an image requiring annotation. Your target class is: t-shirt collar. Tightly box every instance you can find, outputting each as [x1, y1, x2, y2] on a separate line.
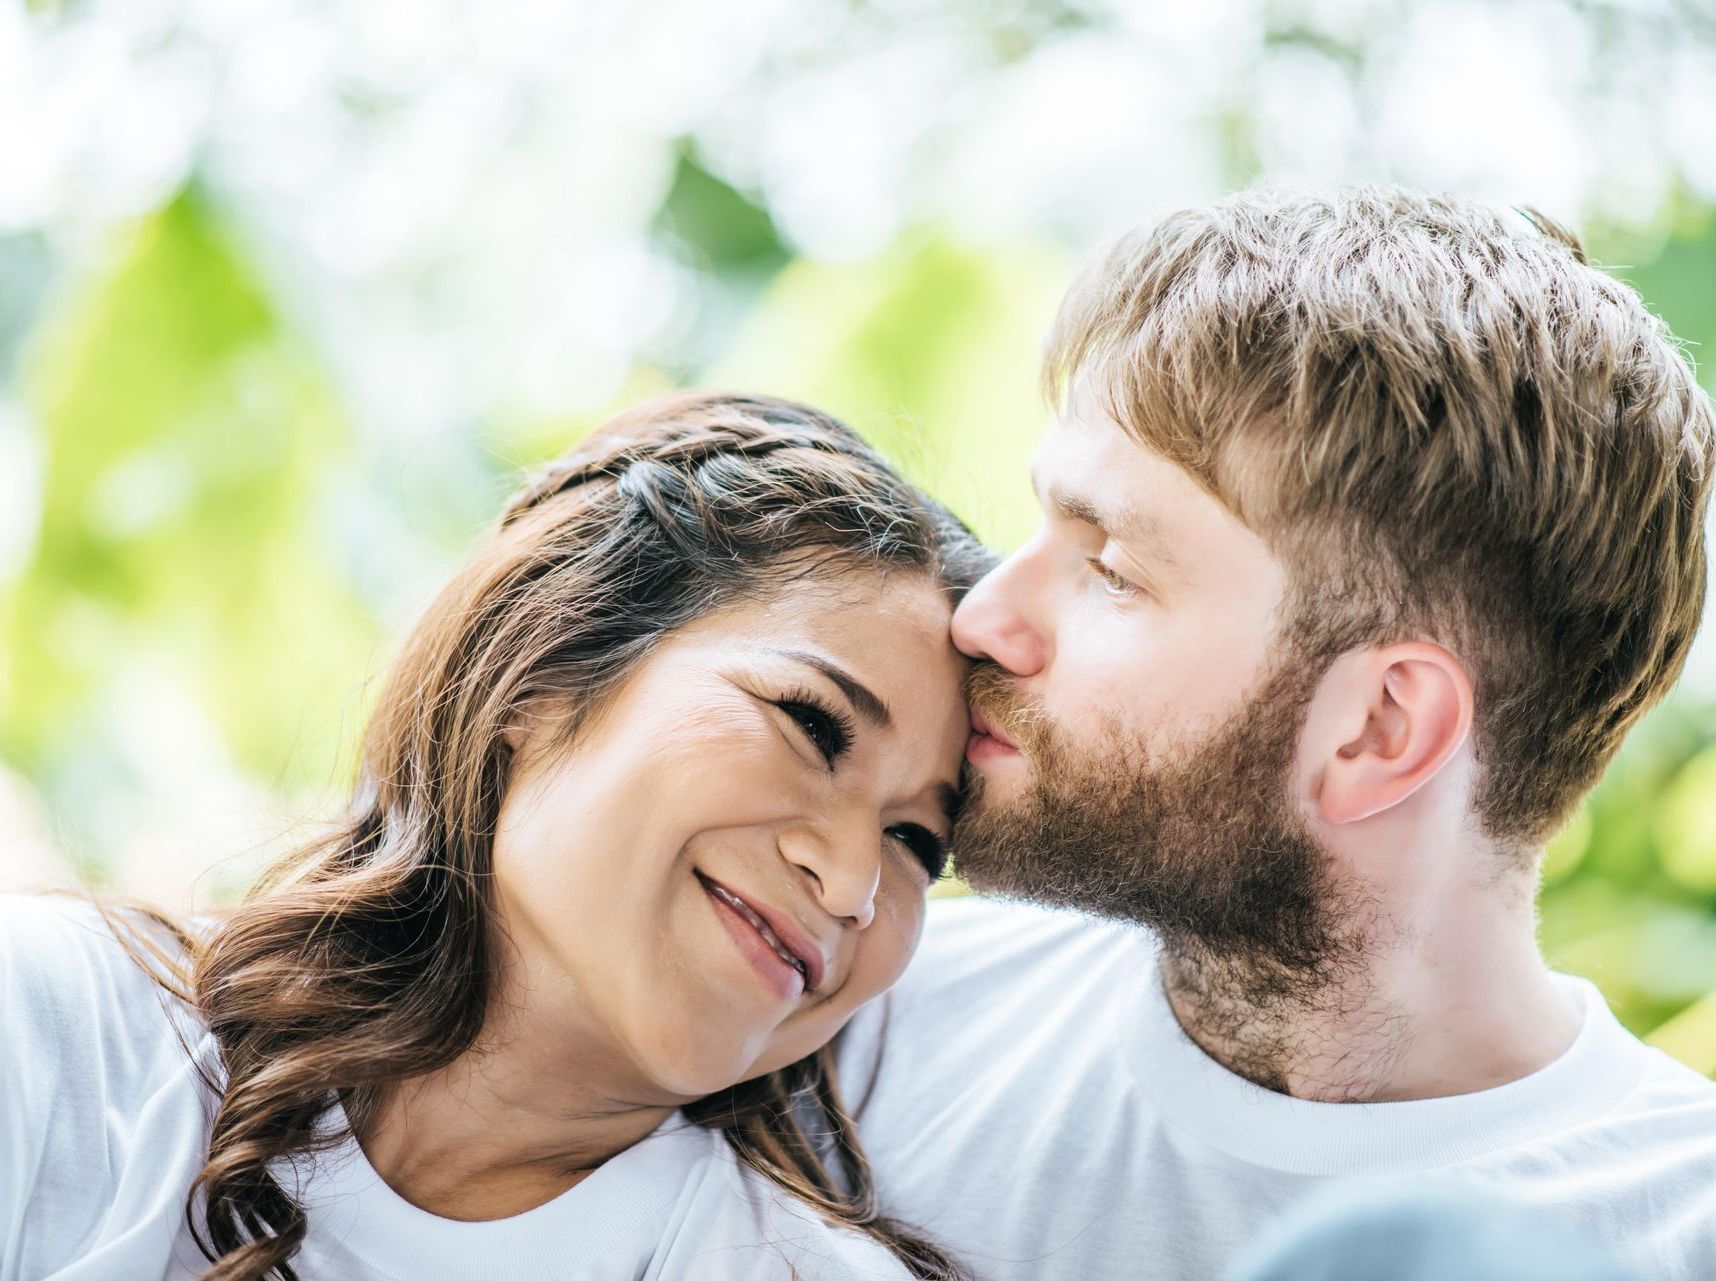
[287, 1104, 715, 1280]
[1114, 929, 1649, 1176]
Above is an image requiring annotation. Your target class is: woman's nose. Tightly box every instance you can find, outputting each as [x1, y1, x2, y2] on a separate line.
[951, 550, 1048, 678]
[782, 821, 879, 929]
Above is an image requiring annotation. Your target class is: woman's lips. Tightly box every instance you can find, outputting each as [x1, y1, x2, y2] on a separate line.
[696, 873, 826, 1000]
[968, 705, 1020, 763]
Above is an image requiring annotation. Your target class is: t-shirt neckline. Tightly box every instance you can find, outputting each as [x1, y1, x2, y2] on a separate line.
[1115, 930, 1651, 1176]
[289, 1103, 715, 1280]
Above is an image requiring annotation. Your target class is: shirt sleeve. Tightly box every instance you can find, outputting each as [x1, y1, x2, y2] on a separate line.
[0, 892, 205, 1279]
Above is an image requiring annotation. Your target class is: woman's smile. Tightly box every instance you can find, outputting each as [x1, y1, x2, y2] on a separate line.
[697, 871, 827, 1002]
[492, 569, 970, 1097]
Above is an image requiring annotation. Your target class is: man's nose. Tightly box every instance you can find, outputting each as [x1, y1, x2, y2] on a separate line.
[951, 551, 1048, 677]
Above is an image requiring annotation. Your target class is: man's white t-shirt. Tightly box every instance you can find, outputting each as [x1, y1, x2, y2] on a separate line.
[0, 893, 908, 1281]
[837, 896, 1716, 1281]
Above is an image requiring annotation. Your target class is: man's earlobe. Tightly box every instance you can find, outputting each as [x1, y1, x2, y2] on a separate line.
[1316, 643, 1474, 826]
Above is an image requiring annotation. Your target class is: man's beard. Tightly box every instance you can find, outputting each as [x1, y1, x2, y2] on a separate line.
[953, 652, 1363, 1002]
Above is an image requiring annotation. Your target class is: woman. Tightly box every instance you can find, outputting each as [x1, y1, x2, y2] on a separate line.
[0, 392, 988, 1281]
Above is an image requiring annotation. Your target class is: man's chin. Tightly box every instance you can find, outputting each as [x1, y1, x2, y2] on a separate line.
[958, 763, 1032, 832]
[949, 779, 1042, 895]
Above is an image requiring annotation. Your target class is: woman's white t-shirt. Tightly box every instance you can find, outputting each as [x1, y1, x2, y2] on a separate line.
[0, 893, 909, 1281]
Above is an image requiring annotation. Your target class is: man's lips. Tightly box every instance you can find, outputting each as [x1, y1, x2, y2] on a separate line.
[696, 872, 828, 995]
[970, 705, 1019, 752]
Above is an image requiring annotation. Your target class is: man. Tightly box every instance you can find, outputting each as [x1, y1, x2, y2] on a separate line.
[836, 186, 1716, 1280]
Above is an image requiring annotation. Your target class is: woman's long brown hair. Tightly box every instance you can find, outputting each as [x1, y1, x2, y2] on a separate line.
[71, 391, 987, 1280]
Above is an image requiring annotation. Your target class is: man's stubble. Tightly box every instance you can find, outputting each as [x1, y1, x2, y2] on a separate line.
[952, 652, 1380, 1089]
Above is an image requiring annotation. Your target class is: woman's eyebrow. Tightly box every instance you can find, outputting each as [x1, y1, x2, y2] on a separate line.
[774, 649, 893, 729]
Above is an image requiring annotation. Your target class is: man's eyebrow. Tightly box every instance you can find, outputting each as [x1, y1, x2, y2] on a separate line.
[1031, 461, 1128, 533]
[1030, 463, 1178, 567]
[775, 650, 892, 728]
[1054, 488, 1115, 533]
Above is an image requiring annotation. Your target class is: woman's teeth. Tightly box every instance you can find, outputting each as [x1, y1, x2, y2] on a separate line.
[708, 883, 809, 982]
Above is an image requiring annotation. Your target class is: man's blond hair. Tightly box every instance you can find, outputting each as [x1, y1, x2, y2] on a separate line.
[1047, 185, 1715, 847]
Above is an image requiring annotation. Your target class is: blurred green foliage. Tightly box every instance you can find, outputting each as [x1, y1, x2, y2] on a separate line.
[3, 165, 1716, 1072]
[3, 191, 377, 883]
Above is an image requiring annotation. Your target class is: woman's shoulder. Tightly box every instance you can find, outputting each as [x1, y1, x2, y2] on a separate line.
[0, 890, 210, 1095]
[0, 887, 191, 993]
[0, 892, 217, 1277]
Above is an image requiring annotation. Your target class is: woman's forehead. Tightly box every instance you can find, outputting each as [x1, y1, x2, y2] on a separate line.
[682, 570, 956, 660]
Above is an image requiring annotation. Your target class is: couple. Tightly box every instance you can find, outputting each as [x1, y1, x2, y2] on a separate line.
[5, 185, 1716, 1281]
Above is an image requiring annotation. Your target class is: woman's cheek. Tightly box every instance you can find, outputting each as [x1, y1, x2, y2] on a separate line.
[657, 696, 780, 775]
[854, 885, 927, 998]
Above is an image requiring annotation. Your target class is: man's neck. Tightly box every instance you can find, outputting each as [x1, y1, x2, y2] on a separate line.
[1157, 885, 1582, 1103]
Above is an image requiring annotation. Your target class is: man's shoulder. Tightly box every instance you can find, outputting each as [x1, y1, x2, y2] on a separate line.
[836, 895, 1149, 1093]
[835, 896, 1150, 1229]
[917, 892, 1140, 956]
[688, 1122, 911, 1279]
[918, 892, 1118, 941]
[1612, 1037, 1716, 1135]
[902, 894, 1148, 993]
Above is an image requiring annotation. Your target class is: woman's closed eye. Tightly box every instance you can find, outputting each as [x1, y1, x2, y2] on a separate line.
[774, 690, 854, 767]
[770, 687, 949, 878]
[888, 823, 950, 881]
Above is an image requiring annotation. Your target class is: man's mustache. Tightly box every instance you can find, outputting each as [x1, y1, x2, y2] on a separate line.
[964, 663, 1048, 753]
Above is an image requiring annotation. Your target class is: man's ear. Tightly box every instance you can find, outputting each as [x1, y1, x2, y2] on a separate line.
[1311, 642, 1474, 826]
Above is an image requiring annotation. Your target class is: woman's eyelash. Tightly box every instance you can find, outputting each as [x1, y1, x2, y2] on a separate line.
[773, 689, 855, 766]
[888, 824, 951, 881]
[769, 688, 948, 879]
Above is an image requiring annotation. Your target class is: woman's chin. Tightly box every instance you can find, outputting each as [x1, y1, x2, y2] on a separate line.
[637, 1025, 771, 1101]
